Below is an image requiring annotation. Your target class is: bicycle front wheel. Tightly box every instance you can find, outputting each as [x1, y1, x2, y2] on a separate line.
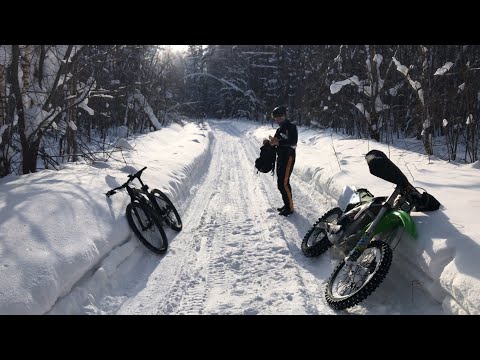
[126, 201, 168, 254]
[151, 189, 183, 231]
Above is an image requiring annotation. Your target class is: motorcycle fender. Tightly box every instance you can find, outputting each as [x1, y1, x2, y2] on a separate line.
[372, 210, 416, 239]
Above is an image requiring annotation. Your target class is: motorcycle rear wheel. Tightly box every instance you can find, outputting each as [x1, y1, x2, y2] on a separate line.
[301, 207, 343, 257]
[325, 240, 392, 310]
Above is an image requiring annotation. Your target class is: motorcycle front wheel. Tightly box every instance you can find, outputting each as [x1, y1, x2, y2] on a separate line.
[325, 240, 392, 310]
[301, 207, 343, 257]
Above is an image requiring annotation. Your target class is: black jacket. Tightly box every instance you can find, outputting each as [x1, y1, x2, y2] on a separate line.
[274, 119, 298, 160]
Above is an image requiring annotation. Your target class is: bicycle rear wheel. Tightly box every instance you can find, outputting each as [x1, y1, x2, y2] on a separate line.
[126, 201, 168, 254]
[151, 189, 183, 231]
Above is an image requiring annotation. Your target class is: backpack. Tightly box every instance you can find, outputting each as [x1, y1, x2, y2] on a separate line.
[255, 143, 276, 174]
[415, 191, 441, 212]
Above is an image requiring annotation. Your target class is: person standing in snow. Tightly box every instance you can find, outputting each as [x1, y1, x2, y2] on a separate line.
[265, 106, 298, 216]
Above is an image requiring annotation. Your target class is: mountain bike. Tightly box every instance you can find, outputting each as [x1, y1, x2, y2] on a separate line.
[301, 150, 440, 310]
[105, 166, 183, 254]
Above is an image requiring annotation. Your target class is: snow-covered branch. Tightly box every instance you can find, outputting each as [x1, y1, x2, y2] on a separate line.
[392, 57, 424, 105]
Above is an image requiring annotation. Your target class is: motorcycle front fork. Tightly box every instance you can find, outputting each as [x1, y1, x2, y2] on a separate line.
[344, 187, 400, 266]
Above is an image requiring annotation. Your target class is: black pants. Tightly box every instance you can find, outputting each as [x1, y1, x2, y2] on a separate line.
[276, 152, 296, 211]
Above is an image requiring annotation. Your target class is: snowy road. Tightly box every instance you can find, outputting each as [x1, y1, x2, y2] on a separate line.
[60, 121, 442, 315]
[115, 122, 336, 314]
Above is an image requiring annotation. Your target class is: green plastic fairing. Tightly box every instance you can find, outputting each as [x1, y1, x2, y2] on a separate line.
[372, 210, 416, 239]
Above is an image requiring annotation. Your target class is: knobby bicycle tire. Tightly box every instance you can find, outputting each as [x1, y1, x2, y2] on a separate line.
[126, 201, 168, 254]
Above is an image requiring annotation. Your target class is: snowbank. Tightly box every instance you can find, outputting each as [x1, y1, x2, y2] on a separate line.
[250, 124, 480, 315]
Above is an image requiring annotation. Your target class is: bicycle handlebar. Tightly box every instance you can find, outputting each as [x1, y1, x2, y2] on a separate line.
[105, 166, 148, 197]
[128, 166, 147, 180]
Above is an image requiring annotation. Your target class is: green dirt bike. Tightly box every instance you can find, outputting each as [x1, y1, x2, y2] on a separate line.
[301, 149, 440, 310]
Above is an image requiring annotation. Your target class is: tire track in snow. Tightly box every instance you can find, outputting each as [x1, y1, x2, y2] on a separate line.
[240, 126, 337, 314]
[114, 122, 327, 315]
[169, 122, 311, 314]
[115, 121, 440, 315]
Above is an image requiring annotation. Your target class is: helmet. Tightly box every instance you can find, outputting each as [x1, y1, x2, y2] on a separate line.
[271, 106, 287, 118]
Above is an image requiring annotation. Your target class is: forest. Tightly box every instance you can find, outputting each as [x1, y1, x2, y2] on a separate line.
[1, 44, 479, 178]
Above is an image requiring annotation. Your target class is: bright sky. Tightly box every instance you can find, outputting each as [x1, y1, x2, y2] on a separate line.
[1, 119, 479, 315]
[169, 45, 190, 53]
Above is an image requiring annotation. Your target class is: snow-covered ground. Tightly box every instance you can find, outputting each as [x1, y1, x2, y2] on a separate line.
[1, 119, 479, 314]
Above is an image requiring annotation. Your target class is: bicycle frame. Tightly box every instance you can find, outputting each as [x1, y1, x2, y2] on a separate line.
[105, 166, 171, 254]
[105, 167, 170, 225]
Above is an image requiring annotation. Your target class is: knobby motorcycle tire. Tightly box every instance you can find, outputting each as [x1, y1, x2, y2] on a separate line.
[325, 240, 392, 310]
[301, 207, 343, 257]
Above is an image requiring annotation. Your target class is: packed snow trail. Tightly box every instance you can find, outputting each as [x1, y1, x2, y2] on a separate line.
[116, 122, 336, 314]
[62, 120, 442, 315]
